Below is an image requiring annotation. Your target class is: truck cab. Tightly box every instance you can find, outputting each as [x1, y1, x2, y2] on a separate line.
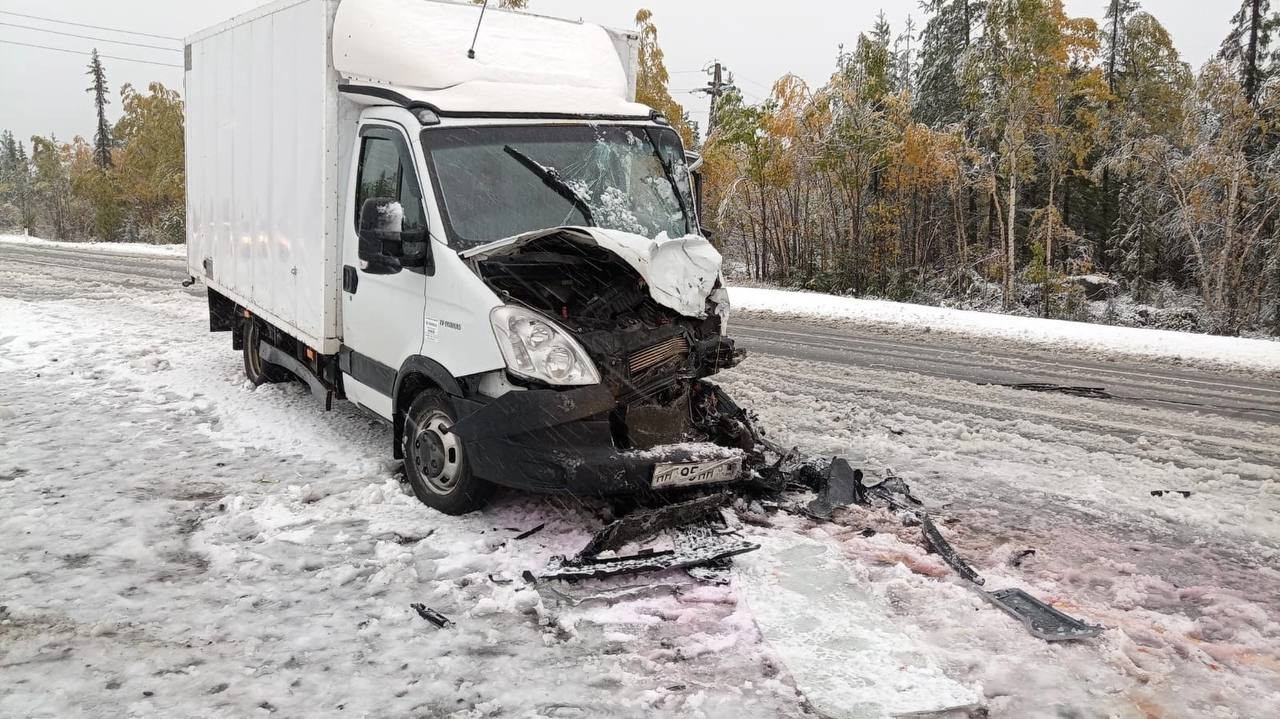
[186, 0, 747, 514]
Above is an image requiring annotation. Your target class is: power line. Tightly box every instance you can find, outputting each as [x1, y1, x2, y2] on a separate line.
[0, 21, 181, 52]
[0, 9, 182, 42]
[0, 39, 183, 68]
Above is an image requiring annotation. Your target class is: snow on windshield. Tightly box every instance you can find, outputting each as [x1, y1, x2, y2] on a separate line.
[421, 124, 695, 249]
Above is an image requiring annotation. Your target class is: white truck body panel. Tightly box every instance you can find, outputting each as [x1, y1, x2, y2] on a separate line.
[185, 0, 350, 353]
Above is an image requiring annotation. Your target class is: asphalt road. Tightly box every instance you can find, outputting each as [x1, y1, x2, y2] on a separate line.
[4, 239, 1278, 426]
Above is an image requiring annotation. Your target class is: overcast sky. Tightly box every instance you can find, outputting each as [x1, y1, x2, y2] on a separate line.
[0, 0, 1234, 144]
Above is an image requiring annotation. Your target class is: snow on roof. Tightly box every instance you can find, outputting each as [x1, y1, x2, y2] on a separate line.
[333, 0, 633, 112]
[358, 81, 654, 118]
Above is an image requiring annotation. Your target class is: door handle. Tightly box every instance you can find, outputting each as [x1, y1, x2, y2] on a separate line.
[343, 265, 358, 294]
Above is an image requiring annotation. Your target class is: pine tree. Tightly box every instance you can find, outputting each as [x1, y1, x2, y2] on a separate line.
[915, 1, 986, 126]
[894, 16, 917, 97]
[86, 49, 113, 169]
[1219, 0, 1275, 106]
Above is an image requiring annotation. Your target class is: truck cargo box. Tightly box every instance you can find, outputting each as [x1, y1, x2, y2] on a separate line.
[185, 0, 642, 354]
[185, 0, 349, 353]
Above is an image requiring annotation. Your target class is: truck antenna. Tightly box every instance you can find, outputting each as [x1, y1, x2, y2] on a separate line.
[467, 0, 489, 59]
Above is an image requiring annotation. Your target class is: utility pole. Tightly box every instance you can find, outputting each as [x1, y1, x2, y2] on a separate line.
[693, 61, 736, 135]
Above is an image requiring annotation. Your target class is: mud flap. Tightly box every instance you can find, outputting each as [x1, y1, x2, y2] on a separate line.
[978, 587, 1104, 642]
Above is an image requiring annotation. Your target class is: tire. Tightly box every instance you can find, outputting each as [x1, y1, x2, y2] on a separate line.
[402, 389, 493, 515]
[242, 320, 293, 386]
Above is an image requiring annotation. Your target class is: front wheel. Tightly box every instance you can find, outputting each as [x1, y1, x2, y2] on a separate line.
[402, 389, 493, 515]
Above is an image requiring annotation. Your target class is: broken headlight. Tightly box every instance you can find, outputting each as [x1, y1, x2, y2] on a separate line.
[490, 306, 601, 386]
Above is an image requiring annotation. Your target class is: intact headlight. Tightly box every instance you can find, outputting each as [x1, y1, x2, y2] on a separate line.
[490, 306, 601, 386]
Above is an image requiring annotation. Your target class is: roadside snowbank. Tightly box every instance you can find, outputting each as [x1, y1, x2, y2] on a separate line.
[0, 233, 185, 258]
[729, 286, 1280, 374]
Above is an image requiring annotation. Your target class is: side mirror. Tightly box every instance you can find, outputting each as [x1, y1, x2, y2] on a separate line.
[358, 197, 433, 275]
[358, 197, 404, 275]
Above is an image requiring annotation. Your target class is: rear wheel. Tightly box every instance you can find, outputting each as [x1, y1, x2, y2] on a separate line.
[402, 389, 493, 515]
[242, 320, 293, 386]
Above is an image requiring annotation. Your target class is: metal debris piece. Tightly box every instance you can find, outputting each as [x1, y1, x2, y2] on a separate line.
[1150, 490, 1192, 498]
[920, 514, 985, 586]
[488, 573, 513, 585]
[541, 535, 759, 582]
[514, 523, 546, 540]
[806, 458, 867, 520]
[409, 604, 453, 628]
[995, 382, 1113, 400]
[578, 492, 730, 557]
[979, 588, 1104, 641]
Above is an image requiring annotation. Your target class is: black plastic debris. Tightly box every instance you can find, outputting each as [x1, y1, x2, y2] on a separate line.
[578, 492, 730, 557]
[920, 514, 985, 586]
[540, 535, 759, 582]
[678, 522, 738, 585]
[514, 523, 546, 540]
[685, 559, 733, 585]
[805, 458, 867, 520]
[979, 588, 1104, 641]
[1150, 490, 1192, 498]
[538, 503, 759, 583]
[409, 604, 453, 628]
[993, 382, 1113, 400]
[1008, 549, 1037, 568]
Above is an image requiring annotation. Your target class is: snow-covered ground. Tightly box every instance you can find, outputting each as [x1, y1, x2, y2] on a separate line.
[729, 286, 1280, 375]
[3, 245, 1280, 717]
[0, 233, 186, 259]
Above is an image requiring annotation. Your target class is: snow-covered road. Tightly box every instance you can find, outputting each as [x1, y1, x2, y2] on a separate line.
[2, 240, 1279, 717]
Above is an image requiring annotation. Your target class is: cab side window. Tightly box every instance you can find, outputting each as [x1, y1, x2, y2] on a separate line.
[355, 126, 429, 269]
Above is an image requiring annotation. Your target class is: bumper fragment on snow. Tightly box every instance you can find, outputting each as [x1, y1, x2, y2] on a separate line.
[533, 492, 759, 582]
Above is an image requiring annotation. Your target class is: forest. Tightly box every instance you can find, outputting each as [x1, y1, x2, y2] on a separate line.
[2, 0, 1278, 336]
[683, 0, 1280, 336]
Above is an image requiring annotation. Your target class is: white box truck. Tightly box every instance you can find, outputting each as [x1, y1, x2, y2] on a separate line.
[185, 0, 748, 514]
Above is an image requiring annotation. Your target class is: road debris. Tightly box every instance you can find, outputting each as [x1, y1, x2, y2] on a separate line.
[578, 492, 730, 557]
[1008, 548, 1037, 567]
[920, 514, 985, 586]
[409, 604, 454, 628]
[513, 523, 546, 540]
[805, 458, 866, 520]
[980, 588, 1104, 641]
[540, 536, 759, 582]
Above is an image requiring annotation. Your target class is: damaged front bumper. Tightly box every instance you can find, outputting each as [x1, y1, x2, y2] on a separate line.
[450, 383, 745, 495]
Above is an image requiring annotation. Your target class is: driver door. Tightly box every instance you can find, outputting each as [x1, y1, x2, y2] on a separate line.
[340, 121, 429, 419]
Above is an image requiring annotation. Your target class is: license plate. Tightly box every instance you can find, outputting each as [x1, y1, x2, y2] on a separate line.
[651, 457, 742, 489]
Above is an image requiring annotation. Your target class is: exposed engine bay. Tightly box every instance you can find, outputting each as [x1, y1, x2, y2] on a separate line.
[470, 230, 743, 450]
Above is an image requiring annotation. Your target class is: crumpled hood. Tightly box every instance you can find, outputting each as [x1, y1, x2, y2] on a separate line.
[461, 227, 723, 318]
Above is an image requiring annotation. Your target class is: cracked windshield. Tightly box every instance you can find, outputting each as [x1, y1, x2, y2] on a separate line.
[422, 124, 694, 248]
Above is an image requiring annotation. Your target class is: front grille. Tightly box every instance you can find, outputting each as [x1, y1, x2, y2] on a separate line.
[628, 336, 689, 375]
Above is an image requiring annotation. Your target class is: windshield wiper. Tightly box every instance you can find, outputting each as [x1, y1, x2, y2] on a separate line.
[644, 129, 693, 235]
[502, 145, 595, 226]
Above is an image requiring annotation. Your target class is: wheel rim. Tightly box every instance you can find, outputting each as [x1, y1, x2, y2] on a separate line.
[412, 410, 461, 494]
